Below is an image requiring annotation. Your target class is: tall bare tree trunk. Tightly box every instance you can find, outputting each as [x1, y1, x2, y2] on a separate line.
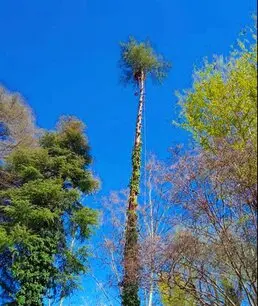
[139, 160, 155, 306]
[147, 167, 154, 306]
[122, 70, 145, 306]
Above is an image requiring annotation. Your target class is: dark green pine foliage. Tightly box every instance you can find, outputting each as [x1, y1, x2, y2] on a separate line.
[120, 37, 170, 305]
[0, 116, 98, 305]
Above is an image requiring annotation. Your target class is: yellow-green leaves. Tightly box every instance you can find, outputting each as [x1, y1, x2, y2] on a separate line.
[178, 38, 257, 151]
[159, 274, 197, 306]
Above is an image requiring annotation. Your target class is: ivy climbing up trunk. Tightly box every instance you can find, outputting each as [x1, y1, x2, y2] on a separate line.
[119, 37, 170, 305]
[122, 71, 145, 306]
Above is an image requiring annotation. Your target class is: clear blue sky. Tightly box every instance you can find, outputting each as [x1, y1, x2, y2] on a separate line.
[0, 1, 256, 305]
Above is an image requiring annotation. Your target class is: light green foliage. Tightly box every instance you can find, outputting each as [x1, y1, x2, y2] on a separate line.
[0, 227, 10, 251]
[159, 274, 196, 306]
[120, 36, 170, 84]
[0, 116, 98, 305]
[222, 278, 241, 306]
[178, 35, 257, 151]
[1, 179, 73, 226]
[71, 207, 98, 239]
[177, 29, 257, 200]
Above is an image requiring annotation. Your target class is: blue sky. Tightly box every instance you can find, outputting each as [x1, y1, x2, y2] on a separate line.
[0, 0, 256, 305]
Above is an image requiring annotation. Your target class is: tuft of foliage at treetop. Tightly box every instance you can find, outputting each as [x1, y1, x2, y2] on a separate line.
[120, 36, 170, 84]
[0, 116, 99, 305]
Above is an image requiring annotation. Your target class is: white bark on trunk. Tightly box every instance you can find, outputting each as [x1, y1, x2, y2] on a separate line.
[147, 168, 154, 306]
[148, 277, 154, 306]
[134, 71, 145, 147]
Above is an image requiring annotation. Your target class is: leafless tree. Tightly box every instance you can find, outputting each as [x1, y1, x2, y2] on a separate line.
[93, 156, 175, 305]
[0, 85, 38, 160]
[159, 143, 257, 305]
[92, 141, 257, 305]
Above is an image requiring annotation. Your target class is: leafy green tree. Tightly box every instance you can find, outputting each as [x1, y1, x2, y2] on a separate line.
[0, 116, 98, 305]
[177, 25, 257, 199]
[159, 274, 197, 306]
[167, 26, 257, 306]
[177, 36, 257, 152]
[119, 37, 170, 306]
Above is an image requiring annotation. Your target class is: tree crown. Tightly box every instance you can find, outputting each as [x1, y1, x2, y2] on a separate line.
[119, 37, 170, 85]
